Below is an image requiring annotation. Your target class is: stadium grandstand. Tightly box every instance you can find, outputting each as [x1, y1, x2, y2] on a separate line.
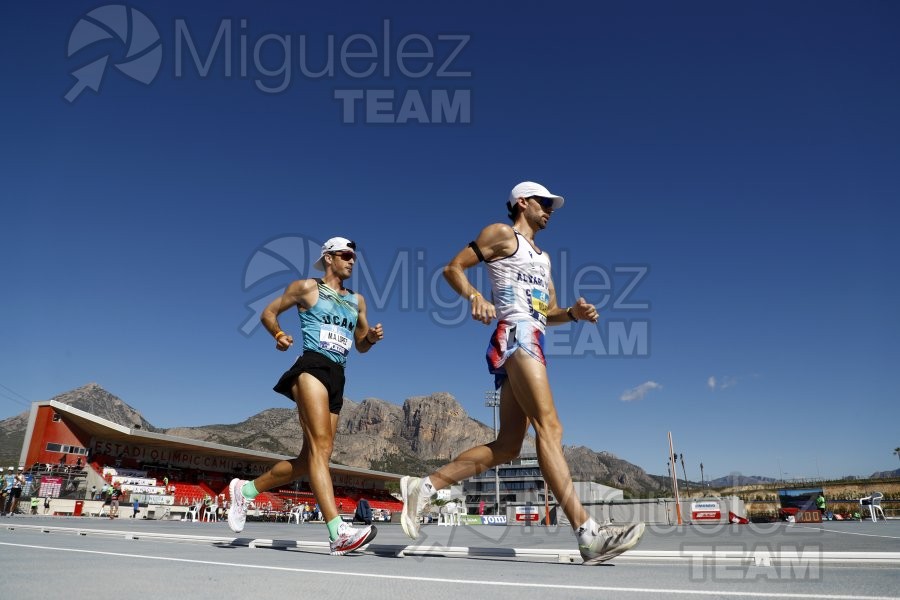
[13, 399, 402, 521]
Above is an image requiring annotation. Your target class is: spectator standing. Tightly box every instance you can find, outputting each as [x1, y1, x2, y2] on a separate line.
[43, 496, 51, 515]
[4, 468, 25, 515]
[816, 492, 826, 515]
[1, 467, 13, 512]
[109, 485, 121, 519]
[202, 494, 212, 521]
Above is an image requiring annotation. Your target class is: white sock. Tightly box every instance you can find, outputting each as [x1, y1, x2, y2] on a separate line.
[421, 477, 435, 495]
[576, 518, 598, 543]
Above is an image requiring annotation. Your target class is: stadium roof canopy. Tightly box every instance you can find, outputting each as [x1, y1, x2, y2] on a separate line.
[22, 400, 400, 483]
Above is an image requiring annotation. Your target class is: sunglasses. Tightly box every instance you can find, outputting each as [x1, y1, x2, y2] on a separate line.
[529, 196, 555, 209]
[330, 250, 356, 261]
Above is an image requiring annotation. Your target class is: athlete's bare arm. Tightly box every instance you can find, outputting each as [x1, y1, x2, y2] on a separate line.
[444, 223, 517, 324]
[545, 278, 599, 324]
[260, 279, 320, 351]
[353, 293, 383, 353]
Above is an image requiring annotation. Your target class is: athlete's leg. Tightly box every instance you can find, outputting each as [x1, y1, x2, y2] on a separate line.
[503, 350, 589, 529]
[249, 373, 339, 521]
[251, 413, 310, 491]
[292, 374, 341, 523]
[427, 383, 528, 490]
[251, 445, 309, 493]
[249, 375, 317, 493]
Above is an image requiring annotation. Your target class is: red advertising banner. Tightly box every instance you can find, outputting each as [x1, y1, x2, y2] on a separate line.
[39, 476, 63, 498]
[691, 500, 721, 521]
[515, 505, 540, 521]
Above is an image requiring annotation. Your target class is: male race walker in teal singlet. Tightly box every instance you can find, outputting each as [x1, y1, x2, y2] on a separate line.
[226, 236, 385, 556]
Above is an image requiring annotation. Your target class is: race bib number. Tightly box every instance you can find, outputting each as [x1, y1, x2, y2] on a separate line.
[530, 288, 549, 323]
[319, 324, 352, 356]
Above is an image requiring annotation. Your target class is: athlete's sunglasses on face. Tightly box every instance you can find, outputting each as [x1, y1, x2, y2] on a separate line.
[528, 196, 554, 210]
[330, 251, 356, 261]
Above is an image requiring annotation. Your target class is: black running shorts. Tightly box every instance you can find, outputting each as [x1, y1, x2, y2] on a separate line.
[273, 351, 346, 414]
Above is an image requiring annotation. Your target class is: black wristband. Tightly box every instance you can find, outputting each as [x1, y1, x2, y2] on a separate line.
[566, 307, 578, 322]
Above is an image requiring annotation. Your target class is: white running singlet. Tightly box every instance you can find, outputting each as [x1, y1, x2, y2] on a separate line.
[485, 230, 552, 330]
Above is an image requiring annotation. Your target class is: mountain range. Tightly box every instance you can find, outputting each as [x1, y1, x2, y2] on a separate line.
[0, 383, 669, 495]
[4, 384, 895, 492]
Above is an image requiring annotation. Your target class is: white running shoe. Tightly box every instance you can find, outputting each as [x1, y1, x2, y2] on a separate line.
[400, 476, 430, 539]
[330, 522, 377, 555]
[578, 522, 646, 565]
[227, 478, 249, 533]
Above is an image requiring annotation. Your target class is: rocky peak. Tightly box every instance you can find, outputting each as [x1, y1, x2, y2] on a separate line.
[48, 383, 155, 431]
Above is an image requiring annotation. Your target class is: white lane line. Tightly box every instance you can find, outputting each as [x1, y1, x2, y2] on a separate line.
[807, 527, 900, 540]
[0, 541, 897, 600]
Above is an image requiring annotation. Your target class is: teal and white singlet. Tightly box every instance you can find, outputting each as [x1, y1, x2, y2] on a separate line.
[484, 230, 551, 387]
[485, 230, 551, 330]
[298, 280, 359, 365]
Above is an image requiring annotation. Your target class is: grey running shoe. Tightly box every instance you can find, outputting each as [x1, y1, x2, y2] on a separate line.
[579, 522, 646, 565]
[400, 476, 427, 539]
[330, 523, 377, 555]
[227, 478, 249, 533]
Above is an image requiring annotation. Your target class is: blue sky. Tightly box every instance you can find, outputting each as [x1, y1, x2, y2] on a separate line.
[1, 0, 898, 482]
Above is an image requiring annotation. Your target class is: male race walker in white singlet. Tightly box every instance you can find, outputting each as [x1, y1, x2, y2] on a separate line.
[399, 182, 646, 565]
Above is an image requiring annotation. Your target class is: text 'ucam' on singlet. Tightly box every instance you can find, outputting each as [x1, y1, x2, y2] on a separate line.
[298, 280, 359, 364]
